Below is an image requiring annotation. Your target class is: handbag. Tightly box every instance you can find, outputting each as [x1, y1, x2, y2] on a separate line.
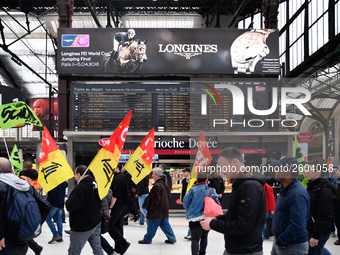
[100, 206, 110, 234]
[204, 188, 223, 217]
[266, 216, 273, 236]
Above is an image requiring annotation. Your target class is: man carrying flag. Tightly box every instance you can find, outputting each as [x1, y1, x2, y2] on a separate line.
[10, 144, 23, 176]
[38, 126, 74, 193]
[186, 131, 212, 194]
[88, 110, 132, 200]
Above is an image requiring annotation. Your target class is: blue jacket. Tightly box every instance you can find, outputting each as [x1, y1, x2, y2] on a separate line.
[272, 179, 310, 247]
[183, 183, 219, 220]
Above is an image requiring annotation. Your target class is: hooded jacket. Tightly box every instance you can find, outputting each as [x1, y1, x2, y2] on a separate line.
[209, 178, 266, 254]
[0, 173, 30, 240]
[306, 178, 336, 239]
[0, 173, 50, 242]
[66, 175, 101, 232]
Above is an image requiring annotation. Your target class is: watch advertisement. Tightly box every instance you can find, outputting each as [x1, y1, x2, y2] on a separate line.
[57, 28, 280, 75]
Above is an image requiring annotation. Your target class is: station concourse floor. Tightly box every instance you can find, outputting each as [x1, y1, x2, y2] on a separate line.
[27, 213, 340, 255]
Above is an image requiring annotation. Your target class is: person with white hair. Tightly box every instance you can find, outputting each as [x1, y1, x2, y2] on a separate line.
[138, 167, 176, 244]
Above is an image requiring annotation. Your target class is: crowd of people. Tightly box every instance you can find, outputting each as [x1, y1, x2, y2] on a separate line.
[1, 146, 340, 255]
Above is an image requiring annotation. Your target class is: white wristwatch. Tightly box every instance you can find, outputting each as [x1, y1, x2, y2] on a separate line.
[230, 29, 274, 74]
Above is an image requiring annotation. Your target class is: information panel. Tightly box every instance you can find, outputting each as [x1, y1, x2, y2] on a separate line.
[71, 82, 272, 132]
[58, 28, 280, 75]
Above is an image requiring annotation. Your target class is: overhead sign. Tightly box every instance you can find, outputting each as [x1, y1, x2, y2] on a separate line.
[57, 28, 280, 75]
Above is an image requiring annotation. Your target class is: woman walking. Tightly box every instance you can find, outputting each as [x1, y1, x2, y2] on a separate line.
[183, 172, 220, 255]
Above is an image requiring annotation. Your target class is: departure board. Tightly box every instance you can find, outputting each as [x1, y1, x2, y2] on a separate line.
[71, 83, 270, 132]
[71, 84, 192, 132]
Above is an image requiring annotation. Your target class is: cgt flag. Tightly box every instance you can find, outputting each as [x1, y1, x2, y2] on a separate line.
[10, 144, 23, 176]
[186, 131, 212, 193]
[125, 128, 155, 185]
[88, 110, 132, 199]
[294, 133, 305, 164]
[0, 101, 42, 129]
[38, 126, 74, 193]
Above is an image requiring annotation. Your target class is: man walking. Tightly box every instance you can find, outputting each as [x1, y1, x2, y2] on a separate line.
[201, 147, 266, 255]
[46, 181, 68, 244]
[66, 165, 103, 255]
[138, 167, 176, 244]
[0, 157, 50, 255]
[271, 156, 310, 255]
[108, 164, 130, 254]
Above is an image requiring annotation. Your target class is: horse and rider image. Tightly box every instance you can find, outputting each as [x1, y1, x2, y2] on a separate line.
[102, 29, 148, 73]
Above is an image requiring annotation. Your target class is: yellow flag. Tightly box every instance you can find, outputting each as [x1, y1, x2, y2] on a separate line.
[38, 127, 74, 193]
[89, 110, 132, 199]
[125, 128, 155, 185]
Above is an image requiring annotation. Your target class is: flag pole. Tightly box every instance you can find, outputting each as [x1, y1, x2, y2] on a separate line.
[2, 129, 14, 172]
[77, 167, 89, 185]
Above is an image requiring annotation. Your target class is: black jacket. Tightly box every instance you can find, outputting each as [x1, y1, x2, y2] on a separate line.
[136, 175, 149, 196]
[181, 178, 189, 202]
[208, 175, 225, 195]
[306, 178, 336, 239]
[111, 172, 129, 204]
[210, 178, 266, 254]
[47, 181, 67, 209]
[66, 176, 101, 232]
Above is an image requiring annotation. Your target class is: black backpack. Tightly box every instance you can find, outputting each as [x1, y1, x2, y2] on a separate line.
[5, 186, 42, 242]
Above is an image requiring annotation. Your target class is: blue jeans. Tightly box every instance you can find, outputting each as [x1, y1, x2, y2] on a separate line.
[138, 194, 148, 225]
[271, 241, 308, 255]
[143, 218, 176, 243]
[68, 223, 103, 255]
[101, 235, 114, 255]
[46, 206, 63, 237]
[263, 212, 272, 239]
[308, 233, 330, 255]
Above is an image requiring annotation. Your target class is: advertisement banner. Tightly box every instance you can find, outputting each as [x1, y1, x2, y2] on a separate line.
[30, 98, 59, 132]
[57, 28, 280, 75]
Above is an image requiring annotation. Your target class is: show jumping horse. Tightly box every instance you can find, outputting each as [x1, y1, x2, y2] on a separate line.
[103, 39, 147, 73]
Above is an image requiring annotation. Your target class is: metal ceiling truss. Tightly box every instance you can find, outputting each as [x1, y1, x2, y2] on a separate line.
[0, 12, 57, 92]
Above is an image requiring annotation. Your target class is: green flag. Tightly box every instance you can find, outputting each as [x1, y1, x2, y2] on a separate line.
[293, 133, 305, 164]
[10, 144, 23, 176]
[0, 101, 42, 129]
[294, 134, 308, 186]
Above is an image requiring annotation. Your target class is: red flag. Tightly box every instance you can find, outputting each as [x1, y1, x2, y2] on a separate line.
[39, 126, 59, 165]
[38, 127, 74, 193]
[89, 110, 132, 199]
[327, 155, 333, 169]
[186, 131, 212, 193]
[141, 128, 155, 165]
[125, 128, 155, 185]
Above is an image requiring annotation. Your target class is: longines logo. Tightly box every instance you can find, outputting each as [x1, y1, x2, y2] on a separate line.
[158, 44, 218, 59]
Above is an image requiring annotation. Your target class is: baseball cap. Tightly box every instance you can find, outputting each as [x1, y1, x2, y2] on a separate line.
[182, 167, 190, 173]
[271, 156, 299, 168]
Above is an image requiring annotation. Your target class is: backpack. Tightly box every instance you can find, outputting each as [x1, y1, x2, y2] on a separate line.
[5, 186, 42, 242]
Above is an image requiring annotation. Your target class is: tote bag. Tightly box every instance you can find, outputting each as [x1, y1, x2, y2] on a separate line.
[203, 188, 223, 217]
